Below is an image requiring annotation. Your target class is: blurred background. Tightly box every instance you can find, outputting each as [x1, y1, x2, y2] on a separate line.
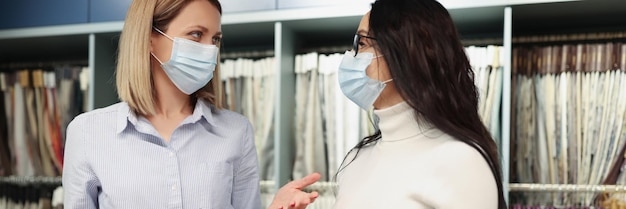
[1, 0, 626, 208]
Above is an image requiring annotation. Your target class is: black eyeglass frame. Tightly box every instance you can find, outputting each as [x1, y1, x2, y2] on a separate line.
[353, 34, 377, 57]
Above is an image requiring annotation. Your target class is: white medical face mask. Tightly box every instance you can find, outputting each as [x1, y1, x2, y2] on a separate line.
[151, 27, 218, 95]
[338, 51, 393, 110]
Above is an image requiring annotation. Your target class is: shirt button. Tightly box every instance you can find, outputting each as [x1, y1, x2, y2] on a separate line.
[171, 185, 176, 191]
[169, 152, 174, 157]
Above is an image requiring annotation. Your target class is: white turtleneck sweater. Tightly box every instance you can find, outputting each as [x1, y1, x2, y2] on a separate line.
[333, 102, 498, 209]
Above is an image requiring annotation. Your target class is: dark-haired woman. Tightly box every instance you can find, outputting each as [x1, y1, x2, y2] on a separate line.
[332, 0, 507, 208]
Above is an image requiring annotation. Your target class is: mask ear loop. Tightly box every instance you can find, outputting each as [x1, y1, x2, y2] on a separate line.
[150, 27, 173, 65]
[152, 27, 174, 40]
[150, 52, 165, 65]
[372, 54, 391, 84]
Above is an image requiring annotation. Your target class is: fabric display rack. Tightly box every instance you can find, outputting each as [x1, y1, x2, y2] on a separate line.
[509, 33, 626, 209]
[1, 1, 625, 208]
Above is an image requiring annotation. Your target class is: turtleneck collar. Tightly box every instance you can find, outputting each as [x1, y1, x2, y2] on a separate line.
[373, 101, 433, 142]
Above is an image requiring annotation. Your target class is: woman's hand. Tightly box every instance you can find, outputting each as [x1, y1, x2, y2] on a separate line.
[268, 172, 321, 209]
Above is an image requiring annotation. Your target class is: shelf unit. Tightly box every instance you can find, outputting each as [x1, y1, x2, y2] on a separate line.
[2, 0, 626, 205]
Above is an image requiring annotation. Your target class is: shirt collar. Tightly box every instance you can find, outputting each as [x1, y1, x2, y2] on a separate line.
[115, 100, 216, 135]
[116, 102, 134, 134]
[191, 99, 215, 125]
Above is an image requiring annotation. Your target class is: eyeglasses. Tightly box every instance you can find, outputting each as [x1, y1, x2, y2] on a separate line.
[353, 34, 377, 57]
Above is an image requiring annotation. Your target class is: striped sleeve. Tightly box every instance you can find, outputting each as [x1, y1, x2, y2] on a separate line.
[62, 115, 100, 209]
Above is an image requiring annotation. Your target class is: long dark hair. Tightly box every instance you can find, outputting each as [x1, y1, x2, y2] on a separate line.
[338, 0, 506, 208]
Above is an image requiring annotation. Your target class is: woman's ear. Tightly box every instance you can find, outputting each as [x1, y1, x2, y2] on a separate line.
[149, 31, 156, 53]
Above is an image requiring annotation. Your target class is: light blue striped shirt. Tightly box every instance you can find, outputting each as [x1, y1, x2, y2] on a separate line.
[62, 100, 261, 209]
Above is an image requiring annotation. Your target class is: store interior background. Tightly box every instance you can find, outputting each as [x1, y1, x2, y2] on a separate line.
[1, 0, 626, 208]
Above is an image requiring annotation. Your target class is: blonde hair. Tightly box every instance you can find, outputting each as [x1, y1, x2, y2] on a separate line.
[116, 0, 223, 116]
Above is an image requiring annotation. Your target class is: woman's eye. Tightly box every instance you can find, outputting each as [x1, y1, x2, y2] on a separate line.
[189, 31, 202, 39]
[212, 37, 222, 45]
[358, 41, 366, 48]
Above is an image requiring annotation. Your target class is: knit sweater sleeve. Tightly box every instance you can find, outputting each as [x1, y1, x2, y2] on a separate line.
[429, 141, 499, 209]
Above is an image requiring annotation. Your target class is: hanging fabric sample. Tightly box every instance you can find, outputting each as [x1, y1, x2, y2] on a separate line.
[0, 63, 89, 178]
[465, 45, 504, 143]
[292, 52, 326, 182]
[0, 72, 11, 177]
[221, 56, 276, 181]
[291, 51, 365, 183]
[0, 176, 63, 209]
[510, 42, 626, 207]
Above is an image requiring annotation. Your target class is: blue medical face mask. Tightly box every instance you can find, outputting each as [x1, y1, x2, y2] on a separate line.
[338, 50, 393, 110]
[151, 27, 218, 95]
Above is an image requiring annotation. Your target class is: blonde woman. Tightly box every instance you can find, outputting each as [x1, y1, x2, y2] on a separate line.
[62, 0, 318, 208]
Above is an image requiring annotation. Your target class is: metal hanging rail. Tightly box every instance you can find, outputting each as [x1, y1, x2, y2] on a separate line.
[0, 176, 62, 185]
[509, 183, 626, 193]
